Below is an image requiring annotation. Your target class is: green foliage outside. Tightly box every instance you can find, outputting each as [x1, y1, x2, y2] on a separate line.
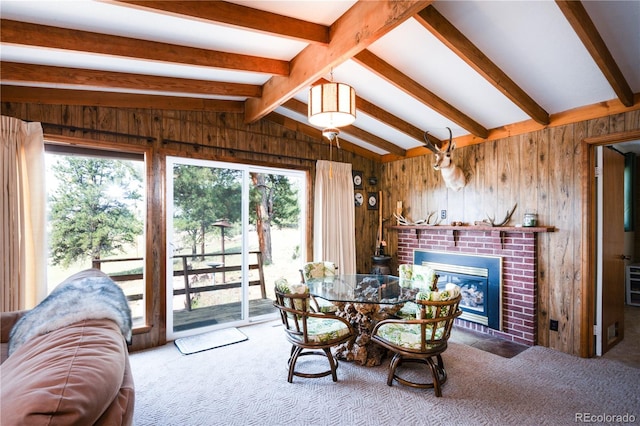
[48, 159, 300, 273]
[48, 156, 143, 267]
[252, 174, 300, 228]
[172, 166, 300, 263]
[172, 165, 242, 256]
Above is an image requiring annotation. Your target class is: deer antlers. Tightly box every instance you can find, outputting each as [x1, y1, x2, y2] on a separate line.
[423, 127, 466, 191]
[393, 212, 441, 226]
[474, 204, 518, 227]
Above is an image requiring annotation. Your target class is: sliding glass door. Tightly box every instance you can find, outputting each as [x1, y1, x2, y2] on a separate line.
[166, 157, 305, 340]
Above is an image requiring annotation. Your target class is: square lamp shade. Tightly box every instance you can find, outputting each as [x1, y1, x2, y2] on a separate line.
[308, 82, 356, 128]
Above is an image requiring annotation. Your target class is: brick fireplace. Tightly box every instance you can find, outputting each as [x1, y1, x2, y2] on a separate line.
[393, 225, 553, 346]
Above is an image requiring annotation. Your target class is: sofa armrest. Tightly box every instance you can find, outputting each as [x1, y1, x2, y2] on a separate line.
[1, 311, 28, 343]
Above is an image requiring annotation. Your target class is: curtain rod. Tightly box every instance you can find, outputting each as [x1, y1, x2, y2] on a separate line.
[40, 122, 155, 142]
[33, 121, 318, 164]
[161, 138, 316, 164]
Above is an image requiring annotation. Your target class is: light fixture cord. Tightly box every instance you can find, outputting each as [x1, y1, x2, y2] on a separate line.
[328, 133, 340, 178]
[329, 136, 333, 178]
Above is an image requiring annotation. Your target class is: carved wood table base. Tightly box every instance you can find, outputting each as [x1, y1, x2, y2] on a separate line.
[332, 302, 404, 367]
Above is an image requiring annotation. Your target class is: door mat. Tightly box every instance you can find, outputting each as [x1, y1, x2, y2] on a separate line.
[174, 327, 248, 355]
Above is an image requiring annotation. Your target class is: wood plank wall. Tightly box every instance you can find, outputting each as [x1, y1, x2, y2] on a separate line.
[382, 109, 640, 356]
[1, 103, 379, 350]
[3, 102, 639, 356]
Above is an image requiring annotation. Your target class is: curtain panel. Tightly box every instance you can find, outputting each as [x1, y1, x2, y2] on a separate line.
[313, 160, 356, 275]
[1, 115, 46, 311]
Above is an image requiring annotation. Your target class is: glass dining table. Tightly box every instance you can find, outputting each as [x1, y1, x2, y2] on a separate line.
[306, 274, 418, 367]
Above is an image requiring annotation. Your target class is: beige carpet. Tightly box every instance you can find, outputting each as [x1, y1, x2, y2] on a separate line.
[129, 320, 639, 426]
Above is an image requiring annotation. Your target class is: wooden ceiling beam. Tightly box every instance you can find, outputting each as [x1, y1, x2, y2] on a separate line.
[356, 97, 434, 144]
[353, 49, 489, 139]
[244, 0, 433, 124]
[115, 0, 329, 45]
[341, 124, 407, 157]
[0, 20, 288, 76]
[281, 98, 406, 156]
[415, 6, 550, 125]
[556, 0, 634, 107]
[0, 85, 244, 112]
[1, 62, 261, 98]
[381, 93, 640, 163]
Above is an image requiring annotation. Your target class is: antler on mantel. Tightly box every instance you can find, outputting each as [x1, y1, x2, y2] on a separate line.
[474, 204, 518, 227]
[393, 212, 442, 226]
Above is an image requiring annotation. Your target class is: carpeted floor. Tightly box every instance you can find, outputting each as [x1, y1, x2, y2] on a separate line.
[602, 305, 640, 369]
[129, 320, 640, 426]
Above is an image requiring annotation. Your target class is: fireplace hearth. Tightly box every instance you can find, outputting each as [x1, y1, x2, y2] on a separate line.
[415, 250, 502, 330]
[393, 225, 550, 346]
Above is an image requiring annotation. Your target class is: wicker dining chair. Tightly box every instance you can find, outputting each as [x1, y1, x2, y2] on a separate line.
[273, 279, 355, 383]
[372, 287, 462, 397]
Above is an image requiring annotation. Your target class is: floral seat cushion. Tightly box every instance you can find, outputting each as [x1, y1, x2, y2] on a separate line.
[377, 283, 461, 349]
[276, 276, 338, 313]
[275, 278, 341, 330]
[275, 278, 310, 314]
[290, 316, 352, 344]
[376, 322, 446, 350]
[313, 297, 339, 314]
[301, 261, 336, 281]
[395, 301, 418, 319]
[275, 278, 308, 296]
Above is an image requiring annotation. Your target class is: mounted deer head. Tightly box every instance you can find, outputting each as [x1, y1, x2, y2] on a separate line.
[423, 127, 466, 192]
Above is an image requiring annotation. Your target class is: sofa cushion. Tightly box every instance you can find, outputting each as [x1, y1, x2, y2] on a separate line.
[0, 318, 130, 425]
[1, 311, 27, 364]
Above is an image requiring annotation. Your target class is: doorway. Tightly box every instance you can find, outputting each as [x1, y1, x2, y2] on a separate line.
[586, 131, 640, 358]
[166, 157, 306, 340]
[595, 146, 626, 355]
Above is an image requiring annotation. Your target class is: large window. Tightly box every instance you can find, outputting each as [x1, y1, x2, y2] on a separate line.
[45, 143, 148, 327]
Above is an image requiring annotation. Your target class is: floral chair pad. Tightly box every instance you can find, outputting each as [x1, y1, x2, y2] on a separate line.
[290, 317, 352, 344]
[301, 261, 336, 281]
[376, 323, 446, 350]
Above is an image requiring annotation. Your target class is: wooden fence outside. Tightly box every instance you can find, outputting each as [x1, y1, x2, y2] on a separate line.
[93, 251, 266, 310]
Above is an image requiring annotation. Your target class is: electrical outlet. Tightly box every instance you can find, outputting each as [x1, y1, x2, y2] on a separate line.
[441, 210, 447, 219]
[550, 319, 559, 331]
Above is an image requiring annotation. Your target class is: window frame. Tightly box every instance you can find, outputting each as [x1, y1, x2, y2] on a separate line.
[44, 135, 154, 334]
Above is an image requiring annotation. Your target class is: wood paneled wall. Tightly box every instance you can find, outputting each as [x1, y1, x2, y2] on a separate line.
[381, 110, 640, 356]
[3, 102, 639, 355]
[1, 103, 379, 350]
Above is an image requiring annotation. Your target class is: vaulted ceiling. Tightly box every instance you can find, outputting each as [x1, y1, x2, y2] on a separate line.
[1, 1, 639, 161]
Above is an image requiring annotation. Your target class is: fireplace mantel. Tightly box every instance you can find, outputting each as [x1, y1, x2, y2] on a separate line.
[391, 225, 553, 346]
[389, 225, 554, 232]
[389, 225, 554, 248]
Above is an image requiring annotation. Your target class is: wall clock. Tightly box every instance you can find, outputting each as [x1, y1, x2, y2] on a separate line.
[352, 170, 363, 189]
[355, 192, 364, 207]
[367, 192, 378, 210]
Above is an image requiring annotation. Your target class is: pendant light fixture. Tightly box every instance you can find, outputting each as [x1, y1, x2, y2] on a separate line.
[308, 71, 356, 178]
[307, 71, 356, 143]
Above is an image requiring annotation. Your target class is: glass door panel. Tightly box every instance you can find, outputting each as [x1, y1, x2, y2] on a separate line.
[167, 158, 244, 339]
[166, 158, 306, 339]
[247, 170, 305, 320]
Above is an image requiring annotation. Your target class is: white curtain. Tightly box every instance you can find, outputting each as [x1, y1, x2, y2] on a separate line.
[313, 160, 356, 274]
[1, 115, 46, 311]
